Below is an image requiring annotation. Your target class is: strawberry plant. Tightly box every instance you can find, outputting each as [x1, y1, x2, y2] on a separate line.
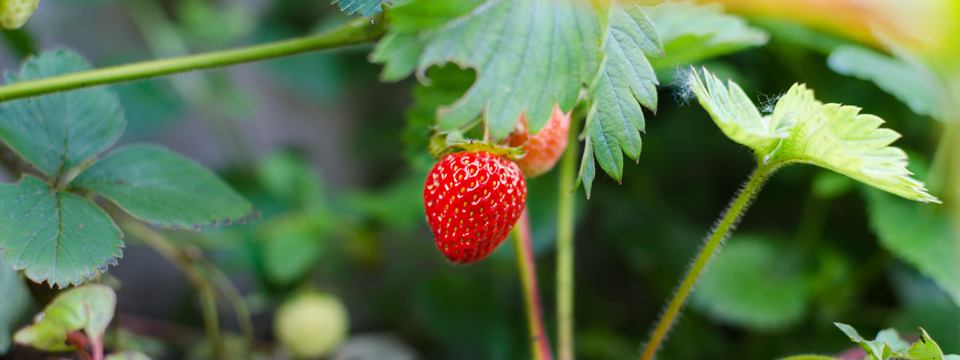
[0, 0, 958, 360]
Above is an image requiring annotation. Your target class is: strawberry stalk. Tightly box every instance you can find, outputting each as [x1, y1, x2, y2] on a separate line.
[639, 164, 774, 360]
[512, 210, 554, 360]
[0, 14, 384, 102]
[555, 105, 582, 360]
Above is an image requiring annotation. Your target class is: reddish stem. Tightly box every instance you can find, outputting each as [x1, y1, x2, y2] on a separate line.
[513, 209, 554, 360]
[66, 331, 93, 360]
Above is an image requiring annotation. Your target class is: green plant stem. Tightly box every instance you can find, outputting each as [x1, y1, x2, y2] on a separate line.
[0, 15, 384, 102]
[512, 210, 554, 360]
[197, 257, 255, 346]
[199, 286, 223, 360]
[556, 107, 582, 360]
[639, 164, 773, 360]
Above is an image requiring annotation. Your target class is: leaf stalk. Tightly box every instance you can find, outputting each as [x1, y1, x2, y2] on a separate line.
[512, 210, 554, 360]
[556, 105, 582, 360]
[639, 163, 774, 360]
[0, 15, 384, 102]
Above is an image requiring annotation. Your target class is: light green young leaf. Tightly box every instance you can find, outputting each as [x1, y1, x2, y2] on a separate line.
[875, 328, 911, 355]
[778, 356, 843, 360]
[827, 45, 950, 121]
[834, 322, 891, 360]
[333, 0, 392, 17]
[0, 177, 123, 287]
[72, 145, 253, 229]
[866, 189, 960, 307]
[0, 49, 125, 180]
[909, 328, 949, 360]
[691, 236, 808, 330]
[0, 259, 35, 354]
[577, 0, 662, 196]
[689, 66, 938, 203]
[14, 284, 116, 352]
[686, 66, 803, 151]
[643, 1, 768, 70]
[104, 351, 153, 360]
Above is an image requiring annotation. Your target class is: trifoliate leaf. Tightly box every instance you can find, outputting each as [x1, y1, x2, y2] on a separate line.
[0, 49, 125, 180]
[0, 177, 123, 287]
[687, 66, 802, 152]
[689, 66, 938, 203]
[834, 323, 892, 360]
[691, 235, 808, 330]
[0, 259, 35, 354]
[866, 189, 960, 307]
[72, 145, 253, 228]
[576, 0, 662, 196]
[827, 45, 949, 121]
[14, 284, 116, 352]
[644, 1, 768, 70]
[333, 0, 391, 17]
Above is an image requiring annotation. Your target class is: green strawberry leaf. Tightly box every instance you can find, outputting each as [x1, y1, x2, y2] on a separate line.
[576, 0, 662, 196]
[876, 328, 911, 355]
[908, 328, 949, 360]
[333, 0, 392, 17]
[834, 323, 892, 360]
[0, 259, 36, 354]
[0, 177, 123, 287]
[644, 1, 768, 70]
[0, 49, 125, 181]
[688, 66, 938, 204]
[14, 284, 116, 352]
[691, 235, 808, 330]
[72, 145, 253, 229]
[257, 213, 328, 286]
[866, 189, 960, 307]
[827, 45, 951, 121]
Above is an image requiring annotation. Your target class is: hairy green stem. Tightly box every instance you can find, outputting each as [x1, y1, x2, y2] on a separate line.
[0, 15, 384, 102]
[513, 210, 554, 360]
[640, 164, 773, 360]
[198, 257, 255, 347]
[556, 107, 582, 360]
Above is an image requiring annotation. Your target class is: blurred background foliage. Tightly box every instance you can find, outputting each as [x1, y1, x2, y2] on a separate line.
[0, 0, 958, 359]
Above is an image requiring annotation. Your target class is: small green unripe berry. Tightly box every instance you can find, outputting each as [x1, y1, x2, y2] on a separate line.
[0, 0, 40, 29]
[274, 291, 349, 359]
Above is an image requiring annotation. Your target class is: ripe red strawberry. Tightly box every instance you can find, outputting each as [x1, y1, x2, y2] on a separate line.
[506, 104, 571, 178]
[423, 151, 527, 263]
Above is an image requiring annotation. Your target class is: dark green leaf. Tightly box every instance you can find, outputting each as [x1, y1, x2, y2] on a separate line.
[0, 177, 123, 287]
[256, 151, 325, 212]
[865, 189, 960, 307]
[691, 236, 808, 330]
[14, 284, 116, 351]
[257, 214, 328, 286]
[0, 49, 124, 179]
[578, 0, 661, 194]
[828, 46, 948, 120]
[644, 1, 768, 70]
[333, 0, 392, 17]
[403, 65, 475, 169]
[72, 145, 253, 228]
[0, 259, 35, 354]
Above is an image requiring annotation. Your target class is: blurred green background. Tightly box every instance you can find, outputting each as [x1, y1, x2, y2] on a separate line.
[1, 0, 957, 359]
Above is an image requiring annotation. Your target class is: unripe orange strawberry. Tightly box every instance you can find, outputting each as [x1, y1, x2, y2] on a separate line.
[506, 104, 570, 178]
[0, 0, 40, 29]
[423, 151, 527, 263]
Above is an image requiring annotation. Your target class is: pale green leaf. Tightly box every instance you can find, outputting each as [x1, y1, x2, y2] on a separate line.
[14, 284, 116, 351]
[691, 236, 808, 330]
[0, 177, 123, 287]
[876, 328, 911, 354]
[866, 189, 960, 307]
[104, 351, 153, 360]
[827, 45, 948, 120]
[577, 0, 662, 193]
[72, 145, 253, 228]
[687, 66, 802, 151]
[333, 0, 391, 17]
[778, 356, 843, 360]
[644, 1, 768, 70]
[0, 49, 124, 179]
[909, 328, 948, 360]
[416, 0, 600, 138]
[772, 103, 938, 203]
[834, 322, 891, 360]
[0, 259, 35, 354]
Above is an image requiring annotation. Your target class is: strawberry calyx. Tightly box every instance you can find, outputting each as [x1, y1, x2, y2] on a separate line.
[428, 130, 526, 161]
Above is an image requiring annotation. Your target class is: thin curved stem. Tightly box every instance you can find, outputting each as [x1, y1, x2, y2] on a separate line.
[0, 15, 384, 102]
[639, 164, 773, 360]
[512, 210, 554, 360]
[556, 107, 582, 360]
